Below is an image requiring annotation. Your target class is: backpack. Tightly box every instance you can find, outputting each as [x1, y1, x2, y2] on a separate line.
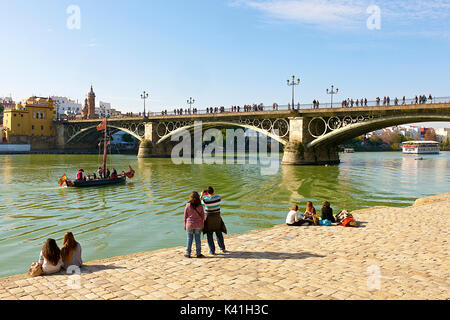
[319, 220, 332, 226]
[335, 209, 351, 222]
[336, 210, 358, 227]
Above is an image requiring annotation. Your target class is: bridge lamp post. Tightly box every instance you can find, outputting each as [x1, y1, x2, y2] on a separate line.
[287, 76, 301, 110]
[187, 97, 195, 114]
[326, 85, 339, 109]
[141, 91, 149, 118]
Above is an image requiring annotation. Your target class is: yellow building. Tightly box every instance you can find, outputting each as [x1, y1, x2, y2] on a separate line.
[2, 97, 56, 141]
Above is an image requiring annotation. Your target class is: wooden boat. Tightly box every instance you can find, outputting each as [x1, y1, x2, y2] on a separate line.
[69, 176, 127, 188]
[59, 117, 135, 188]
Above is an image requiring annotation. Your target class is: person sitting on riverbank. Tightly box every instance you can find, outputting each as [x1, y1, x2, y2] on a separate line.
[321, 201, 336, 223]
[38, 239, 63, 275]
[286, 205, 314, 226]
[304, 201, 320, 225]
[286, 205, 300, 226]
[184, 191, 205, 258]
[304, 201, 316, 219]
[61, 232, 83, 270]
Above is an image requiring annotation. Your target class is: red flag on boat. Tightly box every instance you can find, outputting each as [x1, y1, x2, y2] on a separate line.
[125, 166, 135, 179]
[97, 120, 106, 131]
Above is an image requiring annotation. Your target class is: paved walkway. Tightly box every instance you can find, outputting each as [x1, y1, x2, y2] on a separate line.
[1, 193, 449, 300]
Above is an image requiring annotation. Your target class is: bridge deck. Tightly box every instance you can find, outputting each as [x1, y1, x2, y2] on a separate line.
[65, 102, 450, 124]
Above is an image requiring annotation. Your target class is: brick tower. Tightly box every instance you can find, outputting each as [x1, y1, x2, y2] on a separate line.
[87, 85, 96, 119]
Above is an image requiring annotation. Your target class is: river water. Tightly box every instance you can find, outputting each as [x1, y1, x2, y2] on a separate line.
[0, 152, 449, 278]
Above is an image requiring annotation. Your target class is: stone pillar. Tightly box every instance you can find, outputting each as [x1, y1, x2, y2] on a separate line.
[138, 123, 156, 158]
[138, 122, 173, 158]
[55, 124, 66, 150]
[281, 117, 340, 165]
[281, 118, 305, 165]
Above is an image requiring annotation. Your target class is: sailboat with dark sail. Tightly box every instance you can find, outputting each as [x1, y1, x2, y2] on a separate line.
[58, 118, 135, 188]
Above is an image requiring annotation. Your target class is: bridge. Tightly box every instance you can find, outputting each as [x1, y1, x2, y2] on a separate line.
[56, 98, 450, 165]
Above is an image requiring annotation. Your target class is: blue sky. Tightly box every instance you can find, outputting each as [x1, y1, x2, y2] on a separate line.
[1, 0, 450, 127]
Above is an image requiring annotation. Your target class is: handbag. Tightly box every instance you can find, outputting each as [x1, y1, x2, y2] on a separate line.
[29, 262, 43, 277]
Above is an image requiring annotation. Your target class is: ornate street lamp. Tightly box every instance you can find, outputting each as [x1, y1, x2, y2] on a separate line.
[187, 97, 195, 114]
[326, 85, 339, 109]
[287, 75, 301, 110]
[141, 91, 149, 118]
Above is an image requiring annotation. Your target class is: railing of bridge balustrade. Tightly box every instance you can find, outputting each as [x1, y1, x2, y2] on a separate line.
[57, 96, 450, 122]
[143, 96, 450, 117]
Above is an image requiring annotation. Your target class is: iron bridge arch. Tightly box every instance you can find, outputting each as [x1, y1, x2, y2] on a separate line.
[154, 118, 290, 146]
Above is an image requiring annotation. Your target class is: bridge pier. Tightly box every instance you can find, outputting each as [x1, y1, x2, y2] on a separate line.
[137, 123, 173, 158]
[281, 117, 340, 166]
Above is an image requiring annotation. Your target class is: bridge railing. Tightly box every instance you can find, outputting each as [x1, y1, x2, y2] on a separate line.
[59, 96, 450, 121]
[145, 96, 450, 117]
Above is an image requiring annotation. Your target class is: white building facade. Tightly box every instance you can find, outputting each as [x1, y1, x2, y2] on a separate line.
[51, 96, 82, 117]
[435, 128, 450, 142]
[96, 101, 121, 118]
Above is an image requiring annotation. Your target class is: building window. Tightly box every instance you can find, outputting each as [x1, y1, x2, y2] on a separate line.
[14, 114, 17, 117]
[41, 126, 44, 130]
[20, 114, 23, 117]
[17, 124, 20, 127]
[32, 125, 35, 130]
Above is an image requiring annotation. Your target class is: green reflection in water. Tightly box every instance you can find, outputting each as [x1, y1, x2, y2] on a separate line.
[0, 152, 448, 277]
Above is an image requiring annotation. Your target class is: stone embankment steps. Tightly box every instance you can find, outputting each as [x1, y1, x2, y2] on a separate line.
[1, 193, 449, 300]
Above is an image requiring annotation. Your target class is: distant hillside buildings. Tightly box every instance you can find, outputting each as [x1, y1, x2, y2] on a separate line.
[367, 125, 449, 143]
[52, 86, 122, 120]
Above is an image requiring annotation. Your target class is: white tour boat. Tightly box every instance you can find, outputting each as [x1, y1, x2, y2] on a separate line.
[402, 141, 440, 154]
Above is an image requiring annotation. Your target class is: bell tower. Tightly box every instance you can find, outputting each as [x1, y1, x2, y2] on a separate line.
[87, 85, 96, 119]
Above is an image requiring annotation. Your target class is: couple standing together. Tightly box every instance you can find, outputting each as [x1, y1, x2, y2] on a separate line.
[183, 186, 227, 258]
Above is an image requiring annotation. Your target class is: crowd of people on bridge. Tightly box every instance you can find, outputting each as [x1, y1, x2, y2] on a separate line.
[340, 98, 368, 107]
[339, 94, 434, 108]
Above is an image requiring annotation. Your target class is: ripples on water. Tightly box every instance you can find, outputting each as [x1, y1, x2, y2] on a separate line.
[0, 152, 449, 277]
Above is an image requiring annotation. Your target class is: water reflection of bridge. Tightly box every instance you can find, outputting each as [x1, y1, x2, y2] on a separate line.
[57, 101, 450, 165]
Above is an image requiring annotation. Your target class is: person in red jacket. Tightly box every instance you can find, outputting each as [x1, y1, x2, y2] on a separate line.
[76, 169, 86, 181]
